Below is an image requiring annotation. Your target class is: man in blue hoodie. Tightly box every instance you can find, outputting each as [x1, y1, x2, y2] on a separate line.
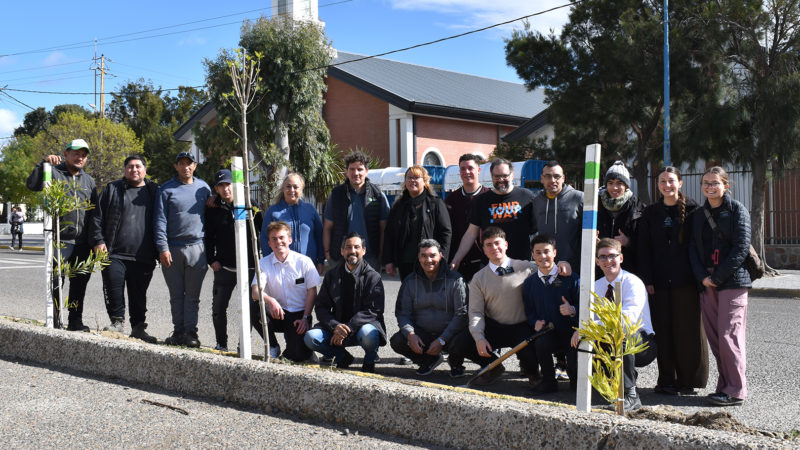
[154, 152, 211, 348]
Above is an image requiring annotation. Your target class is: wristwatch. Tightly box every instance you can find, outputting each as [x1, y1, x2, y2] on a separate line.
[304, 315, 312, 322]
[437, 337, 446, 346]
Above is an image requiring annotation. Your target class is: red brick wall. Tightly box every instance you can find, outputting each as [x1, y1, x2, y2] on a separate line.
[415, 116, 514, 166]
[324, 77, 390, 164]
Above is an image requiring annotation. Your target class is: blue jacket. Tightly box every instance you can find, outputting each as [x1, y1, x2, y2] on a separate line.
[688, 193, 752, 290]
[522, 272, 580, 335]
[261, 199, 324, 265]
[153, 176, 211, 252]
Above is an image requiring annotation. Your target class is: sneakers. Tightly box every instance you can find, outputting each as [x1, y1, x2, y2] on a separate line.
[449, 365, 467, 378]
[530, 380, 558, 395]
[708, 392, 744, 406]
[398, 356, 412, 366]
[269, 345, 281, 359]
[130, 323, 158, 344]
[361, 362, 375, 373]
[415, 353, 444, 376]
[623, 392, 643, 413]
[103, 319, 125, 334]
[164, 332, 186, 346]
[184, 333, 201, 348]
[321, 355, 334, 364]
[214, 344, 229, 352]
[471, 364, 505, 386]
[335, 350, 355, 369]
[66, 322, 90, 332]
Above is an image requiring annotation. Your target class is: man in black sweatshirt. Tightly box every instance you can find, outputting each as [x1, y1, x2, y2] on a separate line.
[89, 155, 159, 343]
[27, 139, 97, 331]
[205, 169, 262, 352]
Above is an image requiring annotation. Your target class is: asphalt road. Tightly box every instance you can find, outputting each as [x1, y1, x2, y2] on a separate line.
[1, 246, 799, 437]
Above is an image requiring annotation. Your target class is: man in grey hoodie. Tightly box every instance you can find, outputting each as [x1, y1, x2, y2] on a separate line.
[390, 239, 473, 377]
[532, 161, 584, 274]
[154, 152, 211, 348]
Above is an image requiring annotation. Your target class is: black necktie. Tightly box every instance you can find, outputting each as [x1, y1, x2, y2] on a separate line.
[496, 266, 514, 276]
[541, 275, 551, 286]
[605, 283, 615, 302]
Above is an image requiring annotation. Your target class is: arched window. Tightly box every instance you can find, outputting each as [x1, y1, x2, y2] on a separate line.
[421, 148, 445, 166]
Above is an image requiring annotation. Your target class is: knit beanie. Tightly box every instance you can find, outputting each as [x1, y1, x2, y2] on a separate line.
[605, 161, 631, 188]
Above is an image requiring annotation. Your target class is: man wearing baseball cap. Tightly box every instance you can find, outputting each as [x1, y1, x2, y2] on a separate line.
[27, 138, 97, 331]
[204, 169, 262, 351]
[154, 151, 212, 347]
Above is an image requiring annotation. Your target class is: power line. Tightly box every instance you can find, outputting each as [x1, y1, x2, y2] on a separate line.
[0, 69, 90, 84]
[0, 60, 91, 75]
[0, 89, 36, 110]
[1, 2, 575, 97]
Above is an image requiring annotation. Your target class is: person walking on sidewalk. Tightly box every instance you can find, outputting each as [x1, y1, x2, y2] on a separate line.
[9, 206, 24, 251]
[89, 155, 159, 343]
[154, 152, 211, 348]
[27, 138, 97, 331]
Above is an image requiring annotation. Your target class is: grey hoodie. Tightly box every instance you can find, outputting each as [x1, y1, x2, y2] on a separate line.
[532, 185, 584, 272]
[396, 260, 467, 342]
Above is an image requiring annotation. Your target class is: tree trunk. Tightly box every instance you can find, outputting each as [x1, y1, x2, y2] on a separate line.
[750, 149, 777, 275]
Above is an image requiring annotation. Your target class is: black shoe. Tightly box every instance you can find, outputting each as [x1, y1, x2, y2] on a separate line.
[164, 332, 186, 346]
[361, 362, 375, 373]
[530, 380, 558, 395]
[678, 387, 698, 396]
[471, 364, 505, 386]
[449, 365, 467, 378]
[654, 384, 680, 395]
[708, 393, 744, 406]
[130, 323, 158, 344]
[335, 351, 354, 369]
[398, 356, 412, 366]
[66, 322, 90, 332]
[415, 354, 444, 376]
[184, 333, 201, 348]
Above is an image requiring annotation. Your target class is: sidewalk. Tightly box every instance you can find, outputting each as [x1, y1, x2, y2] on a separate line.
[2, 235, 798, 298]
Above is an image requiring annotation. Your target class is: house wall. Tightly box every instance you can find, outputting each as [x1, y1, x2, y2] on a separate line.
[414, 116, 513, 166]
[324, 77, 390, 164]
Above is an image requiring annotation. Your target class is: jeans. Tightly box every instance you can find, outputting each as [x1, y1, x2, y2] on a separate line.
[304, 324, 380, 364]
[53, 242, 92, 326]
[161, 243, 207, 334]
[101, 258, 155, 326]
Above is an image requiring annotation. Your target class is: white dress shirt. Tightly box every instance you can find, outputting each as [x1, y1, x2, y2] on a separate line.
[252, 251, 321, 312]
[594, 269, 654, 334]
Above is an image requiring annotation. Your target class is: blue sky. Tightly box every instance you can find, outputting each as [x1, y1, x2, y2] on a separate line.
[0, 0, 571, 139]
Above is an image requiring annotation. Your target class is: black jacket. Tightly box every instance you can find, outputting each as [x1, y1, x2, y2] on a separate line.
[597, 192, 644, 276]
[326, 178, 384, 261]
[89, 177, 159, 261]
[637, 197, 699, 289]
[313, 258, 387, 345]
[27, 161, 97, 243]
[205, 199, 262, 270]
[382, 190, 452, 266]
[689, 194, 752, 290]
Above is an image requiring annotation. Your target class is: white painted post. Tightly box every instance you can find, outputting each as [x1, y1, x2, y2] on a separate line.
[43, 163, 54, 328]
[576, 143, 601, 412]
[231, 157, 252, 359]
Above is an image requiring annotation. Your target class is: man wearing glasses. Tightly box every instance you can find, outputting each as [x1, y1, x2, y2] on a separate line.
[531, 161, 584, 273]
[571, 238, 657, 412]
[450, 158, 536, 268]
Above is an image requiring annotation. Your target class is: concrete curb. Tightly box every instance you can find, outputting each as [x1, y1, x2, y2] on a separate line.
[751, 288, 800, 299]
[0, 319, 787, 449]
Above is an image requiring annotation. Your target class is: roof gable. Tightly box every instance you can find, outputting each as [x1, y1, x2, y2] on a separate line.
[330, 51, 546, 125]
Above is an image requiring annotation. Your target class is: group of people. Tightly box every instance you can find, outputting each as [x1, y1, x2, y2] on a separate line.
[27, 140, 753, 412]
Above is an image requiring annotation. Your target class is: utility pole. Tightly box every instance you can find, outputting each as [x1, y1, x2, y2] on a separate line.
[92, 52, 111, 118]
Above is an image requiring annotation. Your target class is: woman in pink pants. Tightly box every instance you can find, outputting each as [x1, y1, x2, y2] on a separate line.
[688, 166, 752, 407]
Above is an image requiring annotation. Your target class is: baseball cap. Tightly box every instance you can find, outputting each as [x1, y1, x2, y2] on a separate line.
[65, 139, 90, 153]
[214, 169, 233, 187]
[175, 151, 197, 163]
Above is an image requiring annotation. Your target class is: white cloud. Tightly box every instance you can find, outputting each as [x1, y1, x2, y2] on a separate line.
[390, 0, 570, 35]
[0, 109, 22, 136]
[42, 51, 71, 66]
